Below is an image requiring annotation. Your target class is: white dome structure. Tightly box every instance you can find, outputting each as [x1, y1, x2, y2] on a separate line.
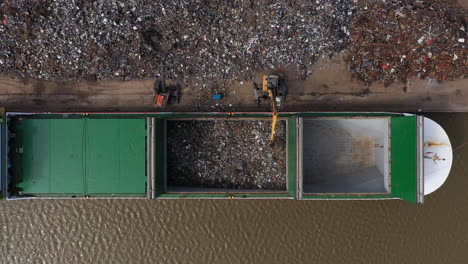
[423, 117, 453, 195]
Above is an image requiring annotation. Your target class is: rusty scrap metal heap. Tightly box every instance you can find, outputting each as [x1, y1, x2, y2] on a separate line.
[346, 0, 467, 84]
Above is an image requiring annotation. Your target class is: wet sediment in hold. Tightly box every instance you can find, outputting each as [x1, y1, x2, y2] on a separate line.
[167, 120, 287, 190]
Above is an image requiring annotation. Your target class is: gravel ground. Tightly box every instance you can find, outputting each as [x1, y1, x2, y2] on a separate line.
[0, 0, 353, 81]
[167, 120, 287, 190]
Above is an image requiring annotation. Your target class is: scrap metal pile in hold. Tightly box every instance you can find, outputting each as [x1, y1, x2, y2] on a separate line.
[346, 0, 467, 85]
[0, 0, 353, 81]
[167, 120, 287, 190]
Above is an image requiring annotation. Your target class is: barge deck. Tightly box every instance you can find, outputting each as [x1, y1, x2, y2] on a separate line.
[0, 111, 452, 203]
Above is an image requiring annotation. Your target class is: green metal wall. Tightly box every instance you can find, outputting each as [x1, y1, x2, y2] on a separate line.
[12, 118, 147, 197]
[390, 116, 418, 203]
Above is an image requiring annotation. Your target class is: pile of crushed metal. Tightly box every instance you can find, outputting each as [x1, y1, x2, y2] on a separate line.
[167, 120, 287, 190]
[0, 0, 353, 81]
[346, 0, 467, 85]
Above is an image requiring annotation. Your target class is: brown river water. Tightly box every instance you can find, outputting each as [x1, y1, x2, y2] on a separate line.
[1, 113, 467, 264]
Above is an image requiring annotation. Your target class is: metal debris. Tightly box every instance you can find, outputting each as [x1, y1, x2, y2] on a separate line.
[0, 0, 354, 81]
[167, 120, 287, 190]
[345, 0, 467, 85]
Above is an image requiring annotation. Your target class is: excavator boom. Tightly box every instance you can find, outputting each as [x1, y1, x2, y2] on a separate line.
[256, 74, 286, 144]
[268, 88, 279, 143]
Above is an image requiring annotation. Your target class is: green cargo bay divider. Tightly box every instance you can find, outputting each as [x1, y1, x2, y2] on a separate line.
[13, 118, 147, 197]
[154, 117, 296, 199]
[390, 116, 423, 203]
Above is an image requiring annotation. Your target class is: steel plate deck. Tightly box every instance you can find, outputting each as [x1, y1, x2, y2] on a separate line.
[16, 118, 146, 196]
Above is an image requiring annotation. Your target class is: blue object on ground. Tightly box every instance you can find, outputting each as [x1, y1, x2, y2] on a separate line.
[212, 94, 222, 100]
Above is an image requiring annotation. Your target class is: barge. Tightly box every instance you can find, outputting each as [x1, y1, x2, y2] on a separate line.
[0, 111, 452, 203]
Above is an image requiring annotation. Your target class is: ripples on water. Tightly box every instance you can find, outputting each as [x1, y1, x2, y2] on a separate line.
[1, 113, 468, 263]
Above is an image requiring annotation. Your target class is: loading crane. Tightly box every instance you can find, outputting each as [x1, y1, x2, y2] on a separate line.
[253, 74, 287, 143]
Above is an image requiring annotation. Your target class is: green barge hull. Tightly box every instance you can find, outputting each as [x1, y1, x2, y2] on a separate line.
[0, 111, 452, 203]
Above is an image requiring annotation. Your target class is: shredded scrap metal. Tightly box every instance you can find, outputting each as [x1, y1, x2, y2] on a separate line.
[0, 0, 464, 85]
[167, 120, 287, 190]
[0, 0, 353, 81]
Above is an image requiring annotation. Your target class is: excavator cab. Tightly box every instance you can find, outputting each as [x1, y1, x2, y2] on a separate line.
[254, 75, 287, 108]
[262, 75, 285, 108]
[153, 59, 180, 108]
[153, 78, 180, 108]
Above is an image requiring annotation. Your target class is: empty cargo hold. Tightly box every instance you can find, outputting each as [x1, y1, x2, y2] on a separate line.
[166, 119, 287, 193]
[301, 118, 390, 194]
[8, 117, 147, 197]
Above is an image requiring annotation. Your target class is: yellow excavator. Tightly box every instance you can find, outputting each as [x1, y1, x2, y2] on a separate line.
[254, 74, 287, 143]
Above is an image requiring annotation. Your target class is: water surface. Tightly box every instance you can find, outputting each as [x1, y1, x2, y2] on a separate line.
[1, 113, 467, 264]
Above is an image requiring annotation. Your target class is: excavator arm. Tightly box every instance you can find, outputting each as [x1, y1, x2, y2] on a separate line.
[268, 89, 279, 143]
[261, 74, 284, 144]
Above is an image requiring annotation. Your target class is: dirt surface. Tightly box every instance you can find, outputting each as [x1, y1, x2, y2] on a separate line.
[167, 120, 287, 190]
[0, 55, 466, 113]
